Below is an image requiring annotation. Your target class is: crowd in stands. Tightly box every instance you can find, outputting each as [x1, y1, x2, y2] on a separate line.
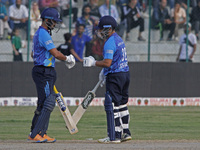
[0, 0, 200, 62]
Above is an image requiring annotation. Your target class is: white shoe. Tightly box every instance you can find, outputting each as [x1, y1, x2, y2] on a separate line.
[98, 137, 121, 144]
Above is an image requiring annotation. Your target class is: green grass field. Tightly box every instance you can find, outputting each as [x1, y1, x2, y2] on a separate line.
[0, 106, 200, 141]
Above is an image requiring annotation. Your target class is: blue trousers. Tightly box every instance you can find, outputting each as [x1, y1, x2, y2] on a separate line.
[106, 72, 130, 107]
[105, 71, 130, 139]
[31, 66, 56, 133]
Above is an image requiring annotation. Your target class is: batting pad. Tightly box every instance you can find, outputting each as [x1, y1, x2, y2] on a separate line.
[30, 108, 51, 138]
[105, 92, 115, 141]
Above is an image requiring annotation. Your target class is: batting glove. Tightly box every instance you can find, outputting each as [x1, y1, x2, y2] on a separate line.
[65, 54, 75, 69]
[83, 56, 96, 67]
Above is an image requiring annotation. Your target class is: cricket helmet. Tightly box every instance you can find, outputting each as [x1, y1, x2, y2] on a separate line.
[97, 15, 117, 30]
[41, 8, 62, 23]
[96, 15, 117, 39]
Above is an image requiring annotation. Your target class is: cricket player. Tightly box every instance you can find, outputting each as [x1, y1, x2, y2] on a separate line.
[83, 15, 131, 143]
[28, 8, 75, 143]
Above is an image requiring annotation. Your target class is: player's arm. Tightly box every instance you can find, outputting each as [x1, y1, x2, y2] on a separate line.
[95, 59, 112, 68]
[50, 48, 76, 69]
[84, 38, 114, 67]
[49, 48, 67, 61]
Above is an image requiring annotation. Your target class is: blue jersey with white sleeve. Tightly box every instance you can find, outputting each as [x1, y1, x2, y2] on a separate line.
[32, 26, 56, 67]
[103, 32, 129, 75]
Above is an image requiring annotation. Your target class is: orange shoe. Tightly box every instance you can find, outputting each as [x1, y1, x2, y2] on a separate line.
[43, 134, 56, 143]
[28, 134, 47, 143]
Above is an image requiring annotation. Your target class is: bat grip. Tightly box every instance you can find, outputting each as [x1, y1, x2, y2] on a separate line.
[54, 85, 59, 94]
[92, 80, 102, 93]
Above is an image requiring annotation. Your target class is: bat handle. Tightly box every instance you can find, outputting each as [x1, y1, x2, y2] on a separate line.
[92, 80, 102, 93]
[54, 85, 59, 94]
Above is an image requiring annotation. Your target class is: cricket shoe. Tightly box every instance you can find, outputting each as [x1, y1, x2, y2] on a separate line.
[43, 134, 56, 143]
[27, 134, 47, 143]
[121, 133, 132, 142]
[98, 137, 121, 144]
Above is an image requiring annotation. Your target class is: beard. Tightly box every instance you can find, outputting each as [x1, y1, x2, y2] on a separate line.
[16, 4, 20, 8]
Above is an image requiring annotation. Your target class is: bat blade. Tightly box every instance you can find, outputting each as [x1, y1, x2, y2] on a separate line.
[72, 91, 95, 124]
[72, 80, 102, 124]
[54, 86, 78, 134]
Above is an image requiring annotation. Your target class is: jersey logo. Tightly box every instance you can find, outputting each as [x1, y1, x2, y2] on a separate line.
[106, 50, 113, 54]
[45, 40, 53, 45]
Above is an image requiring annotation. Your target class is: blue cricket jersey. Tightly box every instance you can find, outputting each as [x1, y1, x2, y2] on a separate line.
[32, 26, 56, 67]
[103, 32, 129, 75]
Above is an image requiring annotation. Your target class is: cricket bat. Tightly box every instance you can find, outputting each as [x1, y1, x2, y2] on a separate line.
[72, 80, 102, 124]
[53, 85, 78, 134]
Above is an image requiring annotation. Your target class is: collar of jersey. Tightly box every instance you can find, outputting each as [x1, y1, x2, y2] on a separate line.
[39, 26, 50, 34]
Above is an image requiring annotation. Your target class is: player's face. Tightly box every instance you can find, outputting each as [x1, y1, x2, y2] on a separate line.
[45, 19, 60, 33]
[51, 20, 57, 28]
[96, 27, 111, 39]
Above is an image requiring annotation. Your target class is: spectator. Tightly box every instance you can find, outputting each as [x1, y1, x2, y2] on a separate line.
[59, 0, 78, 27]
[57, 32, 73, 56]
[152, 0, 176, 41]
[77, 5, 96, 57]
[0, 0, 12, 40]
[1, 0, 15, 13]
[71, 24, 92, 62]
[38, 0, 59, 13]
[180, 0, 197, 9]
[120, 0, 146, 41]
[191, 0, 200, 40]
[91, 34, 104, 60]
[30, 2, 42, 39]
[170, 0, 186, 40]
[77, 5, 96, 38]
[11, 28, 25, 61]
[176, 23, 197, 62]
[1, 0, 10, 10]
[83, 0, 101, 21]
[116, 0, 129, 9]
[1, 0, 15, 6]
[168, 0, 175, 9]
[99, 0, 120, 22]
[8, 0, 28, 38]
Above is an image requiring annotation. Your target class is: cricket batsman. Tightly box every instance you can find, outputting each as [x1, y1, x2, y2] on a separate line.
[83, 15, 131, 143]
[28, 8, 75, 143]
